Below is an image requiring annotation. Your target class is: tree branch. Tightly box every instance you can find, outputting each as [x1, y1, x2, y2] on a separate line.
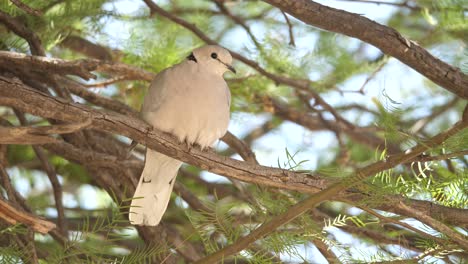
[0, 118, 91, 144]
[0, 196, 56, 234]
[280, 11, 295, 46]
[0, 77, 329, 194]
[9, 0, 43, 16]
[142, 0, 355, 130]
[2, 75, 467, 230]
[0, 51, 97, 80]
[221, 131, 258, 164]
[195, 115, 467, 262]
[0, 51, 154, 82]
[2, 76, 467, 227]
[263, 0, 468, 99]
[0, 10, 45, 56]
[14, 111, 68, 236]
[395, 201, 468, 250]
[60, 35, 114, 61]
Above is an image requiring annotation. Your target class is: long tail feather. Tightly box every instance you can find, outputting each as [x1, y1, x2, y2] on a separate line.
[129, 149, 182, 226]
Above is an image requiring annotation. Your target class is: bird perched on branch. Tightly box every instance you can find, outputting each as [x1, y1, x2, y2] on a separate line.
[129, 45, 235, 226]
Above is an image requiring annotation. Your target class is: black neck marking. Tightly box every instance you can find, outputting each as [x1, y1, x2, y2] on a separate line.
[187, 52, 197, 63]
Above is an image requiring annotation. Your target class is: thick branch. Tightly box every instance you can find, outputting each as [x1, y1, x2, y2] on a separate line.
[0, 76, 327, 194]
[60, 35, 114, 61]
[263, 0, 468, 99]
[0, 51, 98, 80]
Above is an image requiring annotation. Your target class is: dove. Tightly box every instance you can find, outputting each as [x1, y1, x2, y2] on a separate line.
[129, 45, 235, 226]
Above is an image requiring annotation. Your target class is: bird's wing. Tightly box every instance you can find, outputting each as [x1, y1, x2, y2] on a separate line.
[141, 67, 173, 116]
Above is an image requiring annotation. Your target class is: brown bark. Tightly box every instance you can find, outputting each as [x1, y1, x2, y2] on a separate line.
[263, 0, 468, 100]
[0, 77, 329, 194]
[0, 197, 56, 234]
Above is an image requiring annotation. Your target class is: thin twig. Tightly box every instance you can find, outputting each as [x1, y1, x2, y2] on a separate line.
[395, 201, 468, 250]
[14, 111, 68, 236]
[60, 77, 139, 117]
[267, 96, 400, 153]
[221, 131, 258, 164]
[174, 182, 210, 212]
[341, 200, 449, 246]
[82, 76, 130, 88]
[281, 11, 295, 46]
[407, 150, 468, 163]
[357, 59, 388, 93]
[0, 10, 45, 56]
[9, 0, 43, 16]
[221, 119, 278, 157]
[0, 119, 92, 144]
[60, 35, 114, 61]
[0, 164, 30, 210]
[213, 0, 261, 48]
[0, 197, 56, 234]
[410, 97, 460, 134]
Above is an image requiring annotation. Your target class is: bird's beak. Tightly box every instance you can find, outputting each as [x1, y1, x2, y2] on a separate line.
[227, 64, 236, 74]
[216, 58, 236, 74]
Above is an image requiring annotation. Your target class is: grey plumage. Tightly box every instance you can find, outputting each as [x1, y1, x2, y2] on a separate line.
[129, 45, 234, 226]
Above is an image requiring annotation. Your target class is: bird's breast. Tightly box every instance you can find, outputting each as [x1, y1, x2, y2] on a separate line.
[148, 71, 231, 148]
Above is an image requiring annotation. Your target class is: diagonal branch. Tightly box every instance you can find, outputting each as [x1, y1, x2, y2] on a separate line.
[195, 114, 468, 262]
[221, 131, 258, 164]
[9, 0, 43, 16]
[212, 0, 261, 48]
[395, 201, 468, 251]
[60, 35, 114, 61]
[262, 0, 468, 99]
[0, 9, 45, 56]
[0, 196, 56, 234]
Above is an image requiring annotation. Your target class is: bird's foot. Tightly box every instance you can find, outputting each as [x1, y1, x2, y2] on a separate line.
[183, 138, 194, 152]
[202, 145, 214, 152]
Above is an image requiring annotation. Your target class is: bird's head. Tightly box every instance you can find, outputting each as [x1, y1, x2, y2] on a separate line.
[188, 45, 236, 76]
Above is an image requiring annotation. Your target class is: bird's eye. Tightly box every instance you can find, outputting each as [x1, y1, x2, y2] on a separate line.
[211, 53, 218, 59]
